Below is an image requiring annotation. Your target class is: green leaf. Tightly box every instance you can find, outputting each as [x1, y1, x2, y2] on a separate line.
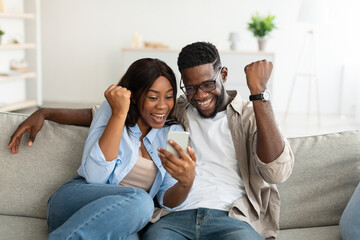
[247, 13, 276, 38]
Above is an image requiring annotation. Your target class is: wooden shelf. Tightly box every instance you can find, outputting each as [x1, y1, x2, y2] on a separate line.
[0, 99, 37, 112]
[0, 72, 36, 82]
[0, 43, 36, 49]
[0, 12, 35, 19]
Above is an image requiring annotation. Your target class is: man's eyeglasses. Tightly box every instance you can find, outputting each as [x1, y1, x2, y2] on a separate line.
[180, 67, 222, 95]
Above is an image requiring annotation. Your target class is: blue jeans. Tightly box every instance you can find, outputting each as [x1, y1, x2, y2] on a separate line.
[142, 208, 265, 240]
[340, 183, 360, 240]
[47, 177, 154, 240]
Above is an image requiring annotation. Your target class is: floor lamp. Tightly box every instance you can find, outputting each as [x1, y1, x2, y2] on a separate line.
[283, 0, 325, 125]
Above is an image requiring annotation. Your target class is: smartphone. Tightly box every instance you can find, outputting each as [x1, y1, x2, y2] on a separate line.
[166, 131, 190, 158]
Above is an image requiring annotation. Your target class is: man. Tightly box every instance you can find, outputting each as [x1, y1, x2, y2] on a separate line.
[8, 42, 294, 239]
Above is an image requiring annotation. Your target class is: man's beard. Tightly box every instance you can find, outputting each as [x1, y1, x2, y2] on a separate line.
[197, 86, 225, 119]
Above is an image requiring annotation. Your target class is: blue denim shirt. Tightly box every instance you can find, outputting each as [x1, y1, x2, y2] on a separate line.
[77, 100, 184, 208]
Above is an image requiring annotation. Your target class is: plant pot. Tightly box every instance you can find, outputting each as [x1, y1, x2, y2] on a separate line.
[257, 38, 267, 52]
[0, 35, 2, 45]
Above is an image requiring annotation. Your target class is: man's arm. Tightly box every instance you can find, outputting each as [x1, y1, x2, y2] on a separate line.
[7, 108, 93, 154]
[245, 60, 284, 164]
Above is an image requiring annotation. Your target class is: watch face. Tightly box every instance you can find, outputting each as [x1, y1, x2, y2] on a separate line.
[262, 90, 271, 101]
[249, 90, 271, 101]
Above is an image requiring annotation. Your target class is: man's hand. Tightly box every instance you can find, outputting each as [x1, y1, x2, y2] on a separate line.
[104, 85, 131, 117]
[7, 109, 45, 154]
[244, 60, 273, 94]
[158, 140, 196, 188]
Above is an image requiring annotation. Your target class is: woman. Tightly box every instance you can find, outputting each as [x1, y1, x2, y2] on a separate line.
[47, 58, 196, 240]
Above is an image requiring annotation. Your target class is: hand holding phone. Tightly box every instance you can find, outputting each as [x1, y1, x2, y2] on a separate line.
[166, 131, 190, 158]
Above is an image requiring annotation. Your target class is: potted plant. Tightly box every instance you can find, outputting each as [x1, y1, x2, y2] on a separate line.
[0, 29, 4, 45]
[247, 13, 276, 51]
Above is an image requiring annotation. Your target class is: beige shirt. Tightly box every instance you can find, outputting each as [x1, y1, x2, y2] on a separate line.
[171, 91, 294, 239]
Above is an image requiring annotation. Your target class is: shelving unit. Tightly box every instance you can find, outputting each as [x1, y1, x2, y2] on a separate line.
[0, 0, 42, 112]
[0, 72, 36, 82]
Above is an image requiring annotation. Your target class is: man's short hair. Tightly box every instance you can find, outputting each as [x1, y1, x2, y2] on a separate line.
[177, 42, 222, 72]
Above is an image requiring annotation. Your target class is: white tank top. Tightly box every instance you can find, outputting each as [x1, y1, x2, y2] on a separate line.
[119, 156, 158, 192]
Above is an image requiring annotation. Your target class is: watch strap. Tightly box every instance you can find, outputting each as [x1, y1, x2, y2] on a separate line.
[249, 94, 263, 101]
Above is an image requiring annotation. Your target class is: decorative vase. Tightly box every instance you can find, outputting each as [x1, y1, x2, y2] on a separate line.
[228, 32, 240, 50]
[257, 38, 267, 52]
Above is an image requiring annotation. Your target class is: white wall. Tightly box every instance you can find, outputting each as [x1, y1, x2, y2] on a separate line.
[40, 0, 359, 116]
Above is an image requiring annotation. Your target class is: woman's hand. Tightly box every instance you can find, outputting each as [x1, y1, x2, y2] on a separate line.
[159, 141, 197, 208]
[104, 85, 131, 117]
[158, 141, 197, 188]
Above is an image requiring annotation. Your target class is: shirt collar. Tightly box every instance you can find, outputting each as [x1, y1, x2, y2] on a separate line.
[227, 90, 243, 115]
[128, 123, 159, 144]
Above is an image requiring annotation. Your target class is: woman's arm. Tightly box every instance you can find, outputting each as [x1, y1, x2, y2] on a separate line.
[79, 85, 131, 183]
[98, 85, 131, 161]
[8, 108, 92, 154]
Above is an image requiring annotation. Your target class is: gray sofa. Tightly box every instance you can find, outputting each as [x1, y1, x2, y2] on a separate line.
[0, 111, 359, 240]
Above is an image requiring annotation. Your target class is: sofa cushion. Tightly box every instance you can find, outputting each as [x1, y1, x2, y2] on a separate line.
[277, 225, 341, 240]
[0, 215, 48, 240]
[0, 112, 89, 219]
[278, 130, 360, 229]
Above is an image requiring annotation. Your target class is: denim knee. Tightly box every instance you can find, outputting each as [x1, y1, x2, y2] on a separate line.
[92, 188, 154, 236]
[47, 187, 155, 239]
[125, 187, 154, 221]
[47, 180, 154, 233]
